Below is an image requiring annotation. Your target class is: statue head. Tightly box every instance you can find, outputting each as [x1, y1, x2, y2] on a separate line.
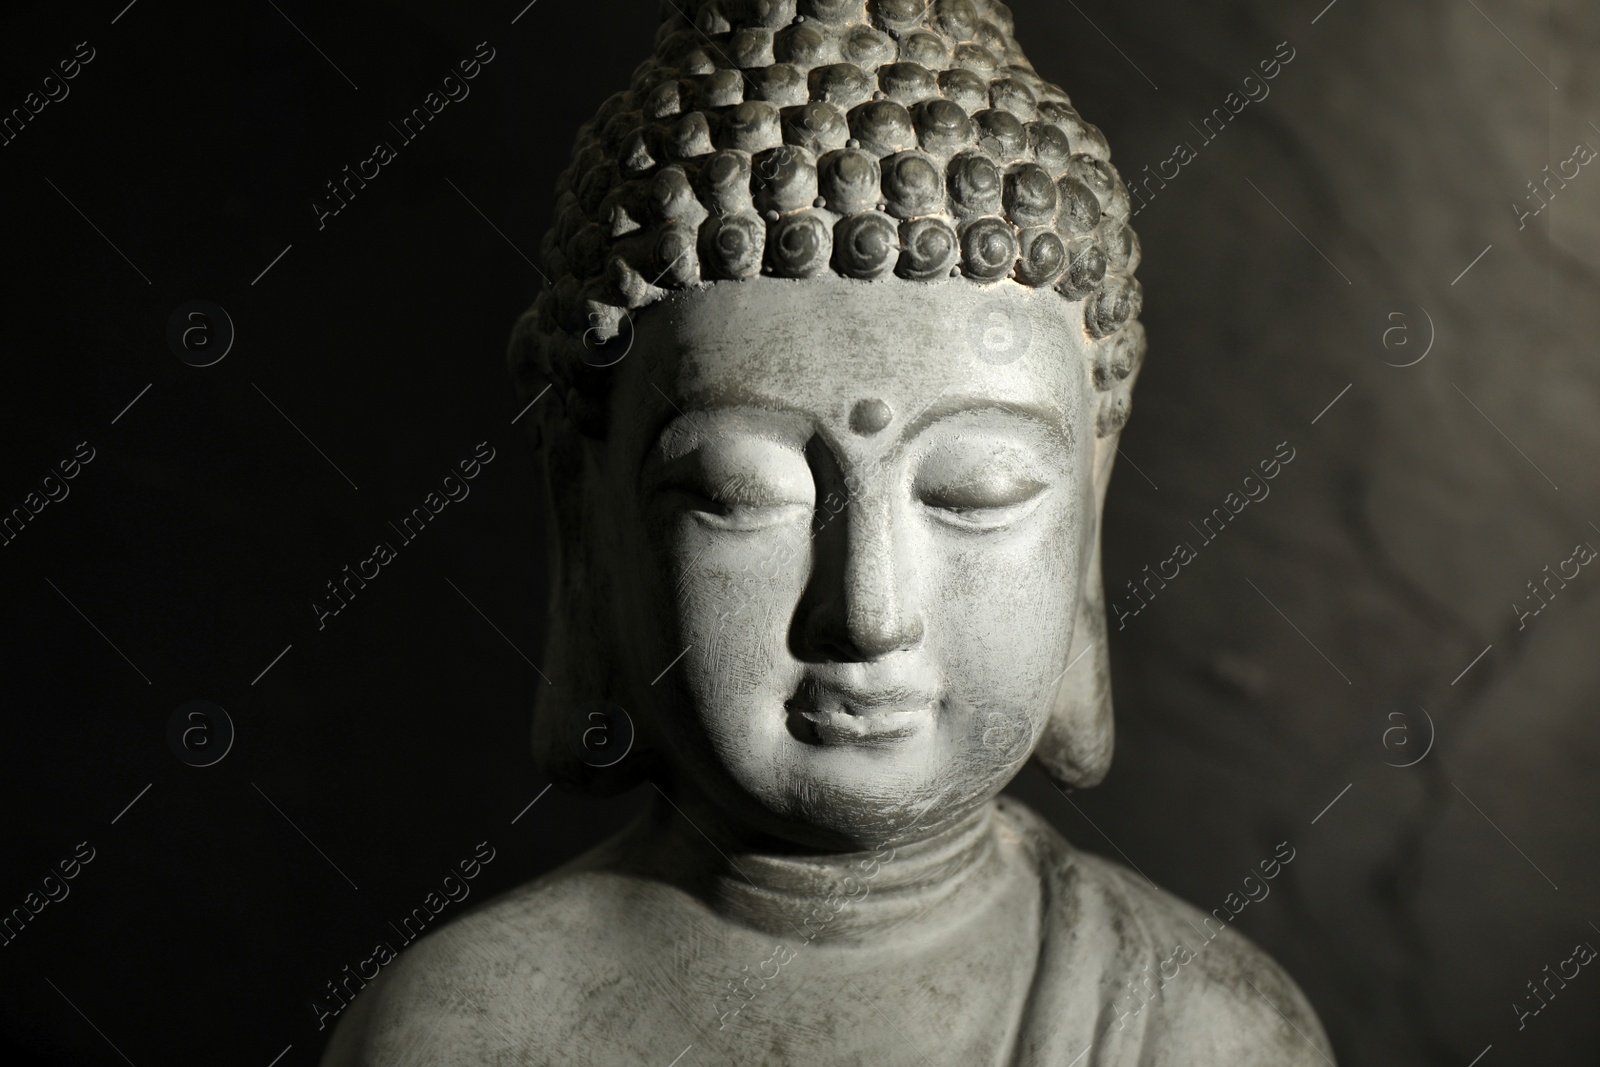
[510, 0, 1146, 851]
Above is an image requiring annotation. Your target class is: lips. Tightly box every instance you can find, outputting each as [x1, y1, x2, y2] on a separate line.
[787, 673, 941, 746]
[798, 704, 934, 744]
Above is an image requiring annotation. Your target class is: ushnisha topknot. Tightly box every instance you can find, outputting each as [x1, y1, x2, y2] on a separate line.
[510, 0, 1146, 439]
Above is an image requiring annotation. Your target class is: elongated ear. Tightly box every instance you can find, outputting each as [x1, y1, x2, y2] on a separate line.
[516, 309, 653, 797]
[527, 418, 660, 797]
[1032, 482, 1114, 788]
[1033, 321, 1145, 788]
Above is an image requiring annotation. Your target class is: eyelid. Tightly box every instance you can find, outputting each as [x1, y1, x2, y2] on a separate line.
[912, 437, 1054, 530]
[653, 436, 816, 527]
[917, 474, 1048, 511]
[687, 501, 813, 532]
[922, 492, 1048, 531]
[672, 471, 805, 509]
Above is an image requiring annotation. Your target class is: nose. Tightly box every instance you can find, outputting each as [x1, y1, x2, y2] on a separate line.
[797, 481, 925, 662]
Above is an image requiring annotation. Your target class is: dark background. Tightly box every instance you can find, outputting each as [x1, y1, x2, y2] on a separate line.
[1, 1, 1594, 1064]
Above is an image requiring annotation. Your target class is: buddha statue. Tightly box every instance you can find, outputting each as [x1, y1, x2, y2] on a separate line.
[324, 1, 1333, 1063]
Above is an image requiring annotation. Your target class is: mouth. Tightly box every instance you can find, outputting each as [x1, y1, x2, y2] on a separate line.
[788, 680, 940, 746]
[798, 705, 935, 745]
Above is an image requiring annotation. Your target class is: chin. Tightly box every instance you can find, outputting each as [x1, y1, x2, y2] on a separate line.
[727, 733, 1014, 851]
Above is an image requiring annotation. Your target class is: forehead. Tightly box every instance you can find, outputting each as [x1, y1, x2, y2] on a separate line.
[620, 275, 1093, 443]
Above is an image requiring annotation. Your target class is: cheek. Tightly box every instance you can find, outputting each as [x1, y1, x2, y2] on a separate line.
[922, 504, 1078, 718]
[648, 513, 810, 723]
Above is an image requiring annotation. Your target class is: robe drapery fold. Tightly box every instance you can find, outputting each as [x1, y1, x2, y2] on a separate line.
[995, 798, 1331, 1066]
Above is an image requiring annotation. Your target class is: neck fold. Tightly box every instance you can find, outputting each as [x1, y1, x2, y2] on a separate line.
[636, 794, 1004, 943]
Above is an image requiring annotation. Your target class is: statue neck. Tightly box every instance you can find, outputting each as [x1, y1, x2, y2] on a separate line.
[628, 790, 1005, 944]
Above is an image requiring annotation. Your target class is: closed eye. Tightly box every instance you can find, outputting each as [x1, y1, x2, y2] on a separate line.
[672, 479, 812, 532]
[920, 474, 1047, 510]
[655, 441, 816, 533]
[918, 475, 1048, 529]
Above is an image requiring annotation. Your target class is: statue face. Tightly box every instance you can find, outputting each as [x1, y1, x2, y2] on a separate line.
[600, 276, 1098, 849]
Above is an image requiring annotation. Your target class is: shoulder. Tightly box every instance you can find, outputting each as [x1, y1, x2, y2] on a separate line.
[319, 866, 670, 1067]
[1087, 855, 1334, 1065]
[996, 799, 1335, 1066]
